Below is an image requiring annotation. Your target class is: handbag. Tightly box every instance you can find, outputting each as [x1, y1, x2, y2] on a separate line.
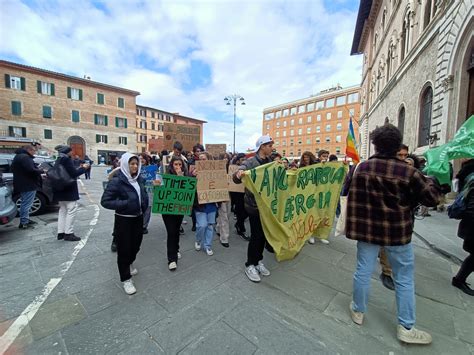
[47, 161, 75, 191]
[334, 163, 360, 237]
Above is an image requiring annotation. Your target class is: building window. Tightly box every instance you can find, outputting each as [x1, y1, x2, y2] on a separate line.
[11, 101, 21, 116]
[316, 101, 324, 110]
[276, 131, 280, 138]
[398, 106, 405, 138]
[297, 149, 301, 156]
[290, 129, 294, 136]
[9, 126, 26, 137]
[336, 96, 346, 106]
[336, 147, 341, 154]
[316, 126, 321, 133]
[151, 122, 156, 130]
[326, 112, 332, 120]
[151, 112, 156, 119]
[306, 127, 311, 134]
[266, 124, 270, 130]
[42, 105, 52, 119]
[44, 129, 52, 139]
[282, 140, 286, 146]
[140, 120, 147, 129]
[94, 114, 108, 126]
[317, 114, 321, 121]
[423, 0, 432, 30]
[349, 108, 355, 117]
[298, 128, 302, 135]
[337, 111, 343, 119]
[71, 110, 80, 123]
[325, 98, 335, 108]
[297, 139, 302, 145]
[326, 124, 331, 132]
[419, 86, 433, 147]
[276, 122, 280, 128]
[306, 138, 311, 144]
[315, 137, 321, 143]
[290, 139, 294, 146]
[37, 81, 55, 96]
[290, 107, 297, 115]
[115, 117, 128, 128]
[265, 112, 274, 120]
[307, 103, 315, 112]
[326, 136, 331, 143]
[138, 134, 147, 143]
[298, 118, 303, 125]
[283, 131, 287, 137]
[68, 87, 83, 101]
[282, 149, 286, 155]
[119, 136, 128, 145]
[283, 109, 289, 117]
[336, 123, 342, 130]
[5, 75, 26, 91]
[298, 105, 305, 113]
[347, 93, 359, 103]
[118, 97, 125, 108]
[97, 93, 105, 105]
[275, 140, 279, 146]
[283, 121, 287, 127]
[336, 135, 342, 142]
[290, 119, 295, 126]
[275, 111, 282, 118]
[96, 134, 108, 143]
[307, 116, 311, 123]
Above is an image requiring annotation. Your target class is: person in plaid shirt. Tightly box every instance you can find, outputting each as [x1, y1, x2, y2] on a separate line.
[346, 124, 442, 345]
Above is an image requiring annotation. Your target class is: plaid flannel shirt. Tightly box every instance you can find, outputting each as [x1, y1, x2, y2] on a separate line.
[346, 155, 441, 246]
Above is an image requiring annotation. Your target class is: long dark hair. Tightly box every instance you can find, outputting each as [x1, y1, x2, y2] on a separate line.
[168, 156, 185, 175]
[299, 151, 317, 167]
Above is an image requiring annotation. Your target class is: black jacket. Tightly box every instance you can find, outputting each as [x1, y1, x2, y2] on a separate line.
[456, 161, 474, 251]
[101, 170, 148, 216]
[11, 149, 43, 193]
[53, 155, 86, 201]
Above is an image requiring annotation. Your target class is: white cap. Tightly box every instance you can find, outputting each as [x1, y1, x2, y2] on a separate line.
[255, 135, 273, 151]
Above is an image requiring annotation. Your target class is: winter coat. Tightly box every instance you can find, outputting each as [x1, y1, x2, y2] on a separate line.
[101, 170, 148, 216]
[53, 155, 86, 201]
[456, 161, 474, 252]
[11, 149, 43, 193]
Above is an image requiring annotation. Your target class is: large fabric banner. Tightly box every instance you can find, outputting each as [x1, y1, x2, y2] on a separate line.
[243, 161, 347, 261]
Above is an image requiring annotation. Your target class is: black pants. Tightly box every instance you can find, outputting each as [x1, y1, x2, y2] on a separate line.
[231, 192, 247, 232]
[85, 169, 91, 179]
[456, 253, 474, 282]
[246, 213, 267, 266]
[115, 214, 143, 282]
[163, 214, 184, 263]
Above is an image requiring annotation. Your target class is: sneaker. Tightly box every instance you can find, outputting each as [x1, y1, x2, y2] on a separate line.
[57, 233, 65, 240]
[206, 248, 214, 256]
[130, 263, 138, 276]
[168, 261, 177, 271]
[18, 223, 33, 230]
[220, 241, 229, 248]
[397, 325, 432, 344]
[320, 238, 330, 244]
[349, 301, 364, 325]
[255, 261, 271, 276]
[308, 237, 315, 244]
[64, 234, 81, 242]
[380, 273, 395, 291]
[177, 252, 182, 259]
[123, 279, 136, 295]
[194, 242, 201, 251]
[182, 220, 188, 225]
[111, 241, 117, 252]
[245, 265, 261, 282]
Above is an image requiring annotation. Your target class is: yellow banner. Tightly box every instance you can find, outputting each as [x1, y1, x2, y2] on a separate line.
[243, 161, 347, 261]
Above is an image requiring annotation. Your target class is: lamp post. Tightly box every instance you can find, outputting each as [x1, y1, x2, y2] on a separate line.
[224, 94, 245, 153]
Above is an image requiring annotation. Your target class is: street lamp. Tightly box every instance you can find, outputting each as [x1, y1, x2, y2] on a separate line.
[224, 94, 246, 153]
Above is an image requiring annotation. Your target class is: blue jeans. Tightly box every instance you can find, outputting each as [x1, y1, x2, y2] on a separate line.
[19, 190, 36, 225]
[195, 211, 216, 250]
[352, 241, 415, 329]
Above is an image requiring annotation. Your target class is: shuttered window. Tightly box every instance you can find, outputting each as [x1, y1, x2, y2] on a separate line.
[11, 101, 21, 115]
[42, 105, 52, 118]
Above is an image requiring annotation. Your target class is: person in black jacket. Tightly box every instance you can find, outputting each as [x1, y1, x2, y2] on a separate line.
[53, 145, 89, 241]
[11, 145, 43, 229]
[452, 158, 474, 296]
[101, 153, 148, 295]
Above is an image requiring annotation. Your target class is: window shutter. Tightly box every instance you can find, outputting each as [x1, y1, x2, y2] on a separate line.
[37, 80, 42, 93]
[20, 77, 26, 91]
[94, 114, 98, 125]
[8, 126, 13, 136]
[21, 127, 26, 137]
[115, 117, 119, 128]
[5, 74, 10, 88]
[79, 89, 83, 101]
[104, 135, 108, 144]
[96, 134, 100, 143]
[67, 87, 71, 99]
[11, 101, 21, 115]
[50, 83, 55, 96]
[104, 116, 108, 126]
[124, 119, 128, 129]
[124, 137, 127, 145]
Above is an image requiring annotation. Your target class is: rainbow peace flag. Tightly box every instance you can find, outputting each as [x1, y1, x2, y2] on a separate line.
[346, 118, 360, 164]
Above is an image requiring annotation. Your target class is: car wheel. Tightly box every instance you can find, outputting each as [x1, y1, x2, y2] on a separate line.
[13, 193, 47, 216]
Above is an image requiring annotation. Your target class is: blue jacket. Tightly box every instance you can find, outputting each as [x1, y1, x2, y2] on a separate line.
[53, 155, 86, 201]
[101, 170, 148, 216]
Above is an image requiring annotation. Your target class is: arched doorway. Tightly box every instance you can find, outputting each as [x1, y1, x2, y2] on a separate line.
[418, 85, 433, 147]
[67, 136, 86, 159]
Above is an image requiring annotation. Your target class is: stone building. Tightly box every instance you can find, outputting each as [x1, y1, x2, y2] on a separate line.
[0, 60, 139, 163]
[351, 0, 473, 159]
[262, 85, 360, 160]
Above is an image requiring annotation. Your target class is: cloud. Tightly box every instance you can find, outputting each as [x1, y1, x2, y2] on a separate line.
[1, 0, 362, 152]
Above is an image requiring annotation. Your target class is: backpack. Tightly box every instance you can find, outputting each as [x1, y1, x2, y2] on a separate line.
[46, 160, 75, 191]
[447, 173, 474, 220]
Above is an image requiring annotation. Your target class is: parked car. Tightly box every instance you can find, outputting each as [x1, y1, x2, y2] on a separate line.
[0, 154, 57, 216]
[0, 173, 17, 224]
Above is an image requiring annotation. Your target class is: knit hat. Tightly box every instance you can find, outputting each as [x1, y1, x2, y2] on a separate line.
[55, 145, 72, 154]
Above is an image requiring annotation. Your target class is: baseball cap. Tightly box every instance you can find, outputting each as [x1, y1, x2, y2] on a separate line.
[255, 135, 274, 151]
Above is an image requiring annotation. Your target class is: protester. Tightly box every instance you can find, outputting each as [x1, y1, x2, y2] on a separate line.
[233, 135, 273, 282]
[53, 145, 89, 241]
[396, 144, 409, 161]
[101, 153, 148, 295]
[281, 157, 289, 170]
[329, 154, 338, 162]
[83, 155, 93, 179]
[230, 153, 250, 241]
[270, 151, 282, 162]
[451, 158, 474, 296]
[316, 149, 329, 163]
[299, 151, 317, 168]
[188, 144, 205, 231]
[11, 145, 43, 229]
[346, 124, 442, 344]
[216, 154, 232, 248]
[139, 153, 153, 234]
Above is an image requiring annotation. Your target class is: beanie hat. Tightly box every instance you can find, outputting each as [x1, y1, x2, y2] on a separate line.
[55, 145, 72, 154]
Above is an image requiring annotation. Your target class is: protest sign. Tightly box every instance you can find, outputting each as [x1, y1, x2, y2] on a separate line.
[163, 123, 201, 151]
[205, 144, 227, 159]
[228, 164, 245, 193]
[243, 161, 347, 261]
[152, 174, 196, 215]
[140, 165, 158, 193]
[196, 160, 230, 203]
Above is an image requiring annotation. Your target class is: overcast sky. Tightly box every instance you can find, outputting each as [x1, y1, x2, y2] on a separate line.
[1, 0, 362, 152]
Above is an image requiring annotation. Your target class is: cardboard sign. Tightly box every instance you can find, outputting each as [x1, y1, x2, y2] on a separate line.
[228, 164, 245, 193]
[163, 123, 201, 152]
[196, 160, 229, 203]
[205, 144, 227, 159]
[152, 174, 197, 215]
[140, 165, 158, 193]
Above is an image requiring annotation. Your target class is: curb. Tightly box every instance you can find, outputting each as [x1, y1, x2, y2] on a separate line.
[413, 230, 462, 265]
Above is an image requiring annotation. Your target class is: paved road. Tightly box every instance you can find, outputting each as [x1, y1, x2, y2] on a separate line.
[0, 167, 473, 354]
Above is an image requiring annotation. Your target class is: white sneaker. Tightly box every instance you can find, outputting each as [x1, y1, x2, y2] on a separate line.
[123, 279, 136, 295]
[130, 263, 138, 276]
[182, 220, 188, 225]
[245, 265, 261, 282]
[397, 325, 432, 344]
[308, 237, 315, 244]
[320, 238, 330, 244]
[168, 261, 177, 271]
[194, 242, 201, 251]
[177, 252, 182, 259]
[255, 261, 271, 276]
[206, 248, 214, 256]
[349, 301, 364, 325]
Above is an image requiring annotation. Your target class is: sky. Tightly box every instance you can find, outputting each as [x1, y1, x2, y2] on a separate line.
[0, 0, 362, 152]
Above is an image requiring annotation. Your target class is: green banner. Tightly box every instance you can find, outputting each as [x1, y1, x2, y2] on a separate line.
[243, 161, 347, 261]
[424, 116, 474, 185]
[152, 174, 197, 215]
